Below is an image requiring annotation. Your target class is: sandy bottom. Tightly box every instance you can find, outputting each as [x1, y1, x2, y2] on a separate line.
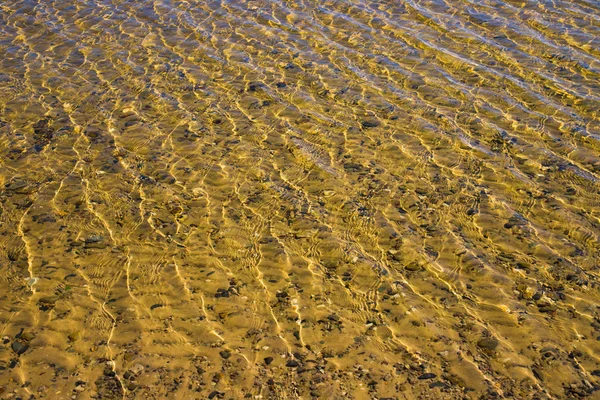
[1, 0, 600, 399]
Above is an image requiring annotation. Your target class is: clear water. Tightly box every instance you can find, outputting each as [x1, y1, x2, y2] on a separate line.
[1, 0, 600, 398]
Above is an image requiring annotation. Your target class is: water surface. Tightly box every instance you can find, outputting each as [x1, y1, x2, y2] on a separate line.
[1, 0, 600, 398]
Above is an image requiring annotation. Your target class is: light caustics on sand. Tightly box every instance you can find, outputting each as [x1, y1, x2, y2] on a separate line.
[0, 0, 600, 399]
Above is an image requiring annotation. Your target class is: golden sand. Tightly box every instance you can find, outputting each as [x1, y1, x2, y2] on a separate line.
[1, 0, 600, 398]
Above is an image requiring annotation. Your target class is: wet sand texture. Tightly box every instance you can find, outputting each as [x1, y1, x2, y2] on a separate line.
[1, 0, 600, 399]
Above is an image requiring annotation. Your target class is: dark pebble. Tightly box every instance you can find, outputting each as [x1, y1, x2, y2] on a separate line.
[405, 262, 423, 272]
[85, 235, 104, 244]
[361, 120, 380, 128]
[429, 381, 450, 389]
[286, 360, 300, 368]
[208, 391, 223, 399]
[11, 341, 28, 355]
[418, 373, 437, 380]
[477, 338, 499, 351]
[219, 350, 231, 359]
[103, 366, 115, 377]
[343, 163, 362, 172]
[569, 350, 583, 359]
[248, 83, 264, 92]
[264, 357, 274, 365]
[538, 304, 557, 313]
[532, 366, 545, 381]
[327, 314, 340, 322]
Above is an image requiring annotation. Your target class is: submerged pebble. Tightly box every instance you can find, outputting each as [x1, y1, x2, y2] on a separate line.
[11, 341, 28, 355]
[26, 277, 39, 288]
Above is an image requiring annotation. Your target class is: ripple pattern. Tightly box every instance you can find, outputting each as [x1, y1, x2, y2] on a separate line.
[1, 0, 600, 398]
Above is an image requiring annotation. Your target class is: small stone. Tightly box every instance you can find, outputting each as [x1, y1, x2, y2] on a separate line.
[26, 277, 39, 288]
[405, 262, 423, 271]
[327, 314, 340, 322]
[103, 364, 115, 377]
[532, 366, 545, 381]
[264, 357, 274, 365]
[286, 360, 300, 368]
[361, 120, 380, 128]
[343, 163, 362, 173]
[219, 350, 231, 359]
[85, 235, 104, 243]
[11, 341, 28, 355]
[418, 373, 437, 380]
[477, 338, 499, 351]
[247, 82, 264, 92]
[38, 296, 57, 311]
[538, 303, 557, 313]
[429, 381, 450, 389]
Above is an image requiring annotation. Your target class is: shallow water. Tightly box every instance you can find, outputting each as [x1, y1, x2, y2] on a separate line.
[1, 0, 600, 398]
